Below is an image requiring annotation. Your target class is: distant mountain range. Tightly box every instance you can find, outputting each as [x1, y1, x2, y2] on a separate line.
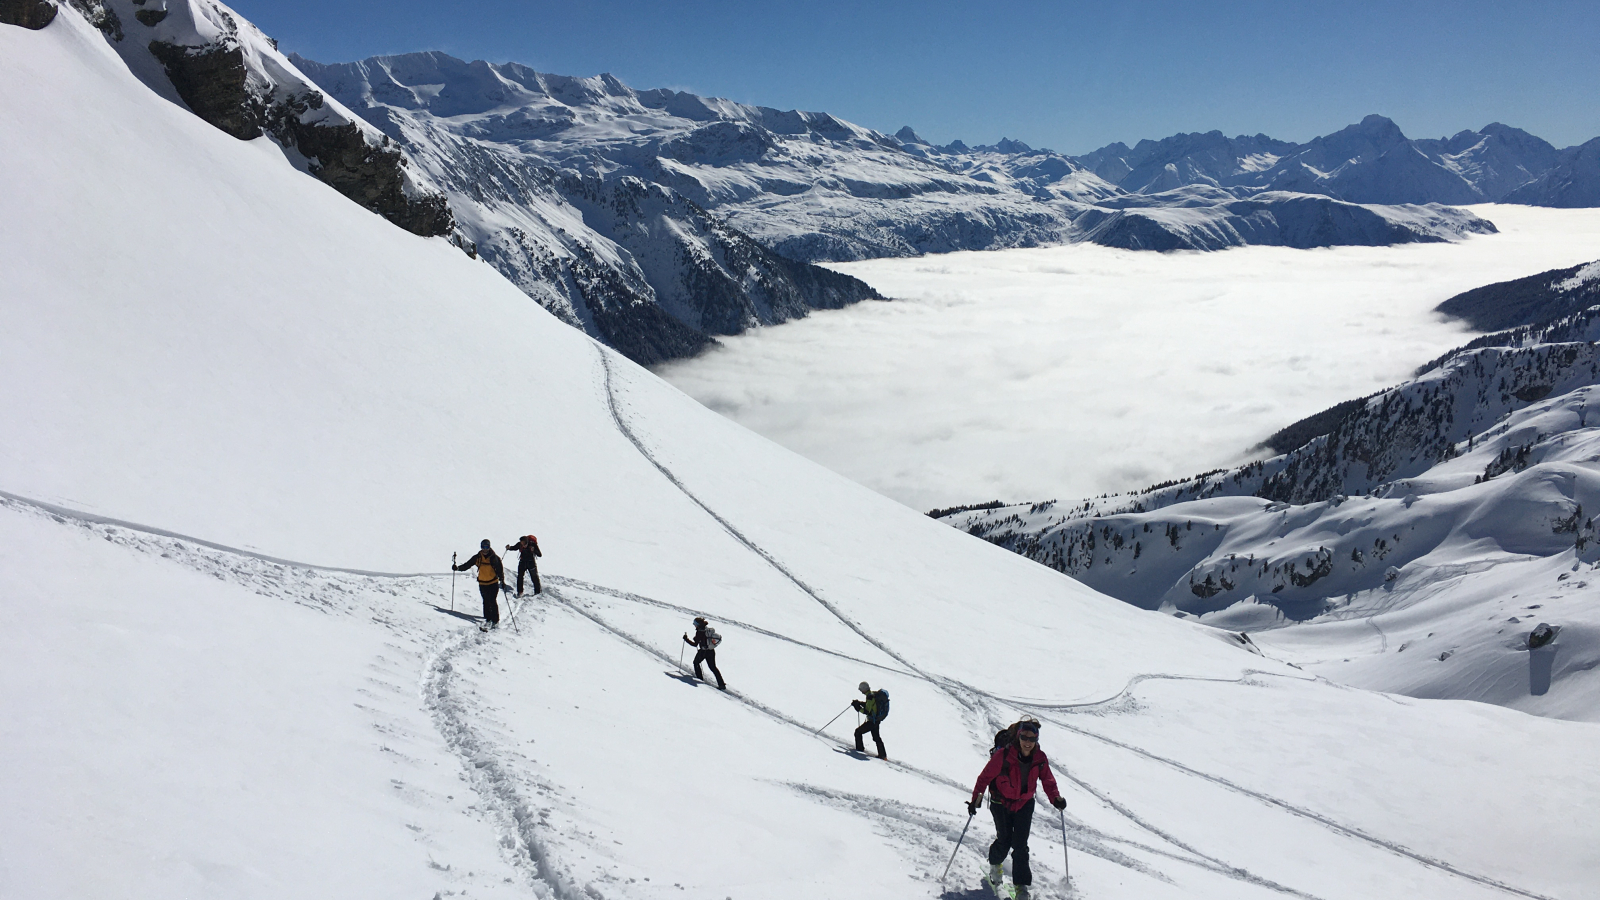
[23, 0, 1596, 363]
[1074, 115, 1598, 207]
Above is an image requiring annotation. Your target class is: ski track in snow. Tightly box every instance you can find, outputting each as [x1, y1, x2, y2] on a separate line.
[423, 622, 586, 900]
[593, 350, 1329, 898]
[594, 343, 1567, 900]
[0, 446, 1568, 900]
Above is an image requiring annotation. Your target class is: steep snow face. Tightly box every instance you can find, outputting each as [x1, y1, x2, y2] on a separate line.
[8, 12, 1600, 900]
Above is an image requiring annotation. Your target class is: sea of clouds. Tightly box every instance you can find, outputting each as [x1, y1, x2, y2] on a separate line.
[656, 205, 1600, 513]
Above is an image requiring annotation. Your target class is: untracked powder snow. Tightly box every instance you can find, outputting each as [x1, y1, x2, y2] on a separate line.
[657, 206, 1600, 512]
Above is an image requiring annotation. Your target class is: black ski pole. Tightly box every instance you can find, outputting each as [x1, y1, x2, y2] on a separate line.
[503, 583, 520, 633]
[940, 810, 975, 883]
[450, 552, 457, 612]
[812, 703, 854, 736]
[1059, 806, 1070, 888]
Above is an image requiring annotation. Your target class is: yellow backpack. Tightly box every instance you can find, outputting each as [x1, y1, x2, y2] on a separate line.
[475, 553, 497, 584]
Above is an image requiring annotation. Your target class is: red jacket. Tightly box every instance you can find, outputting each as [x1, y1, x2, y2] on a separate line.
[971, 744, 1061, 812]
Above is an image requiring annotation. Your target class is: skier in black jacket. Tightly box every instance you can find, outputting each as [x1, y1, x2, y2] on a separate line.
[505, 534, 542, 596]
[682, 616, 726, 690]
[454, 540, 507, 628]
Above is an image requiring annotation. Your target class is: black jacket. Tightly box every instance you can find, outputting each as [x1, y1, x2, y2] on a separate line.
[684, 621, 714, 650]
[455, 549, 504, 584]
[506, 535, 542, 563]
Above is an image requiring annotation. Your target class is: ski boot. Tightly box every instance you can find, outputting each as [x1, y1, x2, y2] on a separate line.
[986, 864, 1005, 897]
[1013, 886, 1030, 900]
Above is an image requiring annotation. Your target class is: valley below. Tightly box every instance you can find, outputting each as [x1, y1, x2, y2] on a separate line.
[659, 205, 1600, 511]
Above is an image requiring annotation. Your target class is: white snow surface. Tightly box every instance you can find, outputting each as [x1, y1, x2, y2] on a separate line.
[4, 13, 1600, 900]
[658, 205, 1600, 512]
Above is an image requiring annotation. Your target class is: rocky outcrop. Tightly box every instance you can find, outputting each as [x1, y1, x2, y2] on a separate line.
[271, 103, 454, 237]
[147, 40, 261, 138]
[0, 0, 59, 29]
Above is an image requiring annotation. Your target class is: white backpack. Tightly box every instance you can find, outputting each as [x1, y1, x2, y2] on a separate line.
[706, 627, 722, 648]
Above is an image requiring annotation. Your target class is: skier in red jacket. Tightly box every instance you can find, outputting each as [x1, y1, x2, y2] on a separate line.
[967, 718, 1065, 899]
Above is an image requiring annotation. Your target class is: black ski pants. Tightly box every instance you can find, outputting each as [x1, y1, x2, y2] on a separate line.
[988, 798, 1036, 885]
[693, 648, 725, 688]
[854, 719, 886, 759]
[479, 582, 501, 625]
[516, 557, 541, 595]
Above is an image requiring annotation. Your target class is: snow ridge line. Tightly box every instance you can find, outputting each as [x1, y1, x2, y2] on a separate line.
[422, 627, 583, 900]
[549, 575, 913, 676]
[0, 488, 444, 579]
[1028, 707, 1562, 900]
[594, 349, 969, 704]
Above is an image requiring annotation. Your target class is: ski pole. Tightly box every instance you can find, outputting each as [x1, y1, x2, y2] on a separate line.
[940, 811, 975, 883]
[1059, 806, 1070, 887]
[812, 703, 854, 736]
[450, 552, 457, 611]
[504, 585, 520, 633]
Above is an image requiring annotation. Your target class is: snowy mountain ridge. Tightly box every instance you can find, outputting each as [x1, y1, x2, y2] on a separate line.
[939, 292, 1600, 722]
[1076, 115, 1594, 208]
[285, 50, 1495, 359]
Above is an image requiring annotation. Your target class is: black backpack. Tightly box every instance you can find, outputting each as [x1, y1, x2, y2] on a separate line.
[987, 723, 1039, 802]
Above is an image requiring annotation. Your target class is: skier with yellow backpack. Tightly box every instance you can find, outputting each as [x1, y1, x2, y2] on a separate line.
[454, 539, 509, 630]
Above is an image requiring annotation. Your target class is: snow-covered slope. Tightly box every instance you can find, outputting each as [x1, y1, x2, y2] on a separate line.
[943, 311, 1600, 722]
[24, 0, 460, 237]
[6, 9, 1600, 900]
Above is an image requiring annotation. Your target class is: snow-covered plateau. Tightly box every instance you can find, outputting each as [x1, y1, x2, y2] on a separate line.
[6, 7, 1600, 900]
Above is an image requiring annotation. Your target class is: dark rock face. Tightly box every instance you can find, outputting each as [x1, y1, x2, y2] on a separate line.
[65, 0, 118, 39]
[0, 0, 59, 30]
[133, 6, 166, 26]
[145, 38, 453, 237]
[148, 41, 262, 139]
[274, 104, 454, 237]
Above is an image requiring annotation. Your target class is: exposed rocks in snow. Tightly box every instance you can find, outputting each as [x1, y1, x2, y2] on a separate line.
[37, 0, 460, 238]
[0, 0, 60, 30]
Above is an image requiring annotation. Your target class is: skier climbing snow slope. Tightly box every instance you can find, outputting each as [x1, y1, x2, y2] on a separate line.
[1, 9, 1598, 900]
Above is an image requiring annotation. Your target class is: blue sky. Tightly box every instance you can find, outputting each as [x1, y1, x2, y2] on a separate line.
[231, 0, 1600, 154]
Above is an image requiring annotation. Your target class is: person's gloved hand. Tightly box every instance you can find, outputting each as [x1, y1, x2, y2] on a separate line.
[967, 799, 981, 816]
[851, 700, 863, 711]
[1051, 797, 1067, 810]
